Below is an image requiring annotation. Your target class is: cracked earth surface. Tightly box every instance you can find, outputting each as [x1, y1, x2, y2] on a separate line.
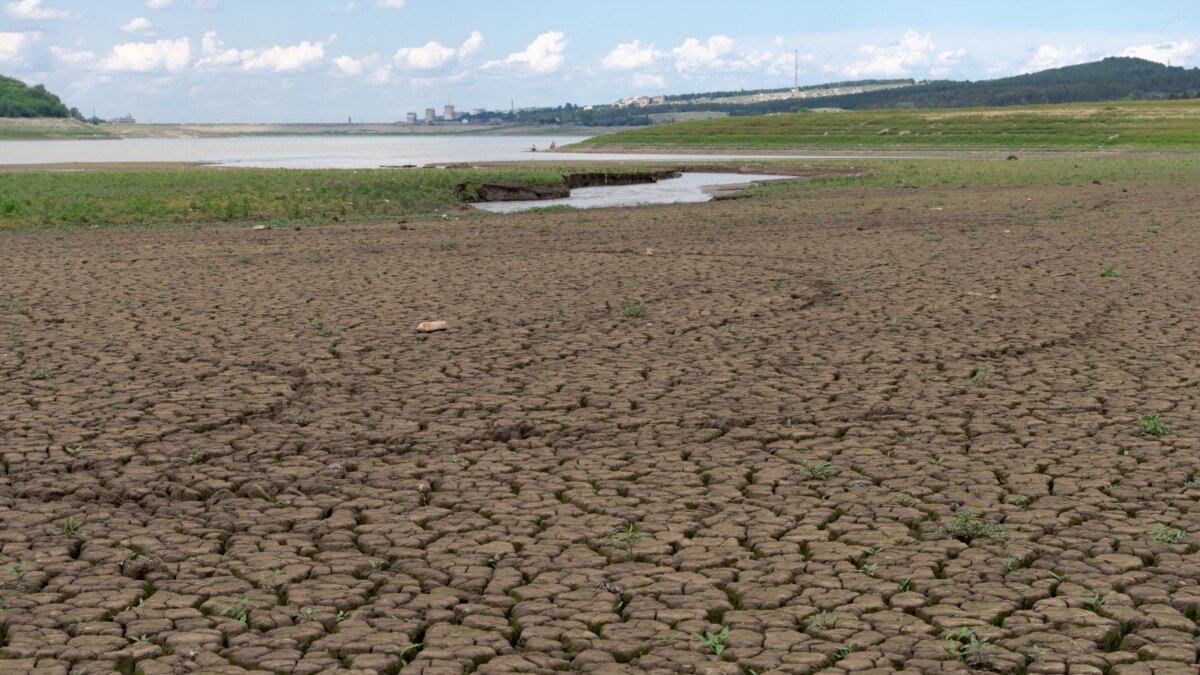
[1, 177, 1198, 674]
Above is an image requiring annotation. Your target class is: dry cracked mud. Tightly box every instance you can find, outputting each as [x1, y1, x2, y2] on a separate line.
[1, 176, 1198, 674]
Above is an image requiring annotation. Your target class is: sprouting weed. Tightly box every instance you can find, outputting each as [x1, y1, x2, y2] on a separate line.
[693, 625, 729, 656]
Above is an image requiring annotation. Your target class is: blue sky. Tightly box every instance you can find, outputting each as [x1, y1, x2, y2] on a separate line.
[1, 0, 1197, 122]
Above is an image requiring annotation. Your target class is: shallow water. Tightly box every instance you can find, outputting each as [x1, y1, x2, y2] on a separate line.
[1, 134, 862, 168]
[474, 172, 792, 212]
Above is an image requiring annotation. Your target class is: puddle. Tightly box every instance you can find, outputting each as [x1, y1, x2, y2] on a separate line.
[474, 172, 791, 213]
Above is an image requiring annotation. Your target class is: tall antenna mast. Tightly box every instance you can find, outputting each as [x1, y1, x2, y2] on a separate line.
[794, 48, 799, 89]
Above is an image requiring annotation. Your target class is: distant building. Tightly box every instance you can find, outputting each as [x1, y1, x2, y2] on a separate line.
[443, 104, 456, 121]
[424, 108, 436, 123]
[471, 108, 484, 116]
[406, 112, 418, 125]
[109, 113, 136, 124]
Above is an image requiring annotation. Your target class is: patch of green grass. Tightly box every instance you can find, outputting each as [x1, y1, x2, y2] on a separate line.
[1149, 524, 1187, 544]
[608, 523, 645, 557]
[526, 204, 576, 213]
[942, 628, 998, 669]
[307, 316, 334, 337]
[618, 298, 648, 317]
[5, 325, 24, 347]
[31, 363, 58, 380]
[59, 516, 84, 537]
[1099, 264, 1124, 278]
[1135, 411, 1170, 437]
[0, 166, 566, 230]
[798, 461, 834, 481]
[940, 510, 1009, 545]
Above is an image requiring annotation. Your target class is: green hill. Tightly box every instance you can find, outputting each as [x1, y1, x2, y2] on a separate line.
[561, 58, 1200, 126]
[574, 99, 1200, 152]
[1, 74, 75, 118]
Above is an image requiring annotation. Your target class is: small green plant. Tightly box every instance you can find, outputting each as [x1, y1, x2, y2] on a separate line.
[926, 303, 940, 314]
[929, 456, 945, 466]
[236, 254, 252, 264]
[833, 643, 857, 661]
[618, 298, 648, 317]
[897, 578, 913, 592]
[486, 553, 503, 568]
[307, 316, 335, 337]
[856, 562, 879, 577]
[1135, 411, 1170, 437]
[608, 523, 645, 557]
[1082, 592, 1108, 611]
[31, 363, 58, 380]
[439, 239, 459, 251]
[1099, 264, 1124, 278]
[940, 510, 1008, 545]
[798, 461, 833, 481]
[63, 446, 86, 460]
[969, 364, 996, 386]
[943, 628, 997, 668]
[186, 451, 205, 464]
[1149, 524, 1187, 544]
[4, 326, 24, 347]
[693, 625, 729, 656]
[282, 411, 312, 426]
[307, 252, 326, 263]
[384, 642, 423, 667]
[217, 595, 253, 623]
[771, 276, 787, 290]
[293, 607, 317, 622]
[368, 559, 389, 571]
[335, 609, 356, 623]
[60, 516, 84, 537]
[704, 232, 719, 244]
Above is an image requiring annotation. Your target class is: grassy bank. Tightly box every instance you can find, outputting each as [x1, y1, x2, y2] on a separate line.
[574, 99, 1200, 152]
[0, 118, 114, 140]
[0, 167, 564, 229]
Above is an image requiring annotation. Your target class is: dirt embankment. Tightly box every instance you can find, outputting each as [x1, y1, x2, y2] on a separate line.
[456, 170, 681, 202]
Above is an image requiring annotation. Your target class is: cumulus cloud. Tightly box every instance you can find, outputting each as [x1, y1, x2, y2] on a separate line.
[50, 45, 94, 66]
[931, 47, 968, 77]
[121, 17, 156, 36]
[1120, 40, 1195, 66]
[602, 39, 660, 70]
[0, 30, 39, 66]
[147, 0, 171, 8]
[194, 0, 218, 10]
[671, 35, 733, 72]
[843, 30, 935, 77]
[99, 37, 191, 73]
[1020, 44, 1087, 73]
[394, 40, 454, 69]
[5, 0, 76, 19]
[484, 31, 566, 73]
[376, 0, 404, 7]
[365, 65, 391, 84]
[241, 41, 325, 72]
[195, 31, 326, 72]
[458, 30, 483, 60]
[331, 54, 363, 76]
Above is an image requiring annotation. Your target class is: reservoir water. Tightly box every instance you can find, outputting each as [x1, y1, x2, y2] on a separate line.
[475, 173, 793, 212]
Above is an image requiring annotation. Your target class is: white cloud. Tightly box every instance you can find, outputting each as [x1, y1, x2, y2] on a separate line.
[1021, 44, 1086, 73]
[147, 0, 171, 8]
[196, 30, 238, 67]
[932, 48, 968, 77]
[0, 30, 39, 66]
[1120, 40, 1195, 66]
[459, 30, 483, 60]
[194, 0, 218, 10]
[394, 40, 454, 69]
[844, 30, 935, 77]
[332, 54, 362, 76]
[672, 35, 733, 72]
[5, 0, 76, 19]
[376, 0, 403, 7]
[51, 44, 94, 66]
[483, 31, 566, 73]
[241, 41, 325, 72]
[99, 37, 191, 73]
[602, 39, 660, 70]
[365, 65, 391, 84]
[632, 72, 665, 89]
[121, 17, 156, 36]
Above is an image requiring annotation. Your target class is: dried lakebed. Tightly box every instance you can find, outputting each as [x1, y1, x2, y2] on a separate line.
[1, 178, 1198, 674]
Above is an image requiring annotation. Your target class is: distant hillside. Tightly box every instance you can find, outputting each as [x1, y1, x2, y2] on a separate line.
[534, 58, 1200, 126]
[785, 57, 1200, 110]
[0, 75, 75, 118]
